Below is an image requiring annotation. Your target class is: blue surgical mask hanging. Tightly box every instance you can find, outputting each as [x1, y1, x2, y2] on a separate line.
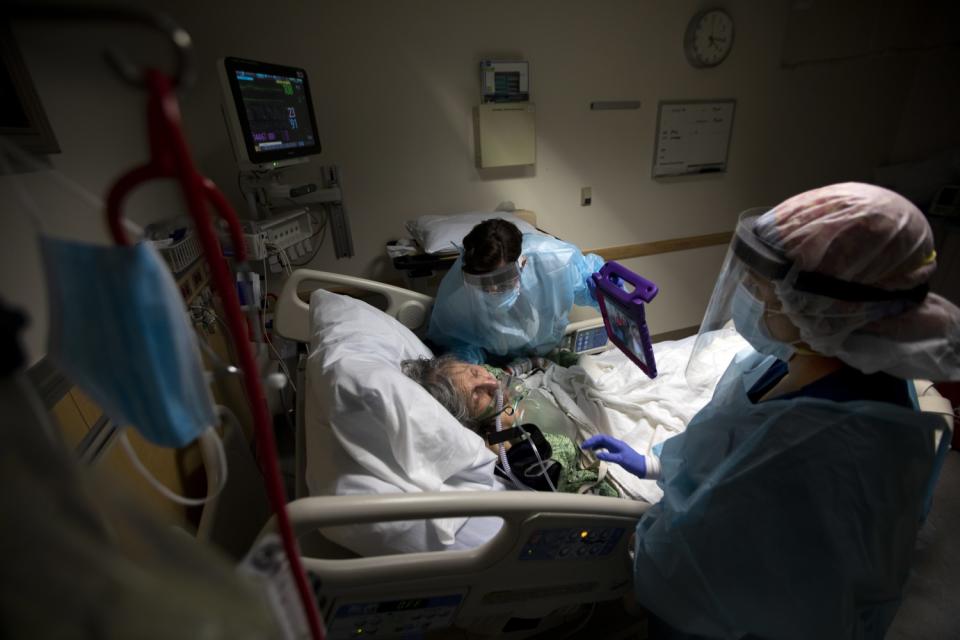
[41, 236, 217, 448]
[731, 283, 794, 361]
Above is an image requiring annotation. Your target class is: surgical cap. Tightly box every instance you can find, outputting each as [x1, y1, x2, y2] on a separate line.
[755, 182, 960, 380]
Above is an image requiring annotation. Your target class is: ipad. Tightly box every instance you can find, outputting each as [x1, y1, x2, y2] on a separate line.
[591, 262, 659, 378]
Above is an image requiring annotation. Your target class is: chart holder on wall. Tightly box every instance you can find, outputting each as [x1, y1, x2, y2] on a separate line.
[652, 100, 735, 178]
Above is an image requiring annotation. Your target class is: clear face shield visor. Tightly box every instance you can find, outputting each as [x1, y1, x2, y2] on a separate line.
[462, 258, 524, 294]
[685, 208, 794, 389]
[684, 208, 933, 389]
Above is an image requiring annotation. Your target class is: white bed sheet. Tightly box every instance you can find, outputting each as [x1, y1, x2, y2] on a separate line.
[527, 327, 749, 504]
[303, 287, 748, 554]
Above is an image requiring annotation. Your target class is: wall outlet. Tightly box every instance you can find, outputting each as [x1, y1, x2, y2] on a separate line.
[581, 186, 592, 206]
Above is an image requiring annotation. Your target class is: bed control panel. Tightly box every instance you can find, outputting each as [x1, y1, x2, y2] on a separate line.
[327, 594, 463, 638]
[560, 325, 609, 355]
[519, 527, 625, 561]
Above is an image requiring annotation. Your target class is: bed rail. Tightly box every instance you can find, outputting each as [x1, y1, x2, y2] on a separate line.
[260, 491, 648, 638]
[275, 269, 434, 342]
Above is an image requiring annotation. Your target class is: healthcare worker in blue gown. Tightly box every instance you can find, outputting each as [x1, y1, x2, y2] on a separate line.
[583, 183, 960, 640]
[427, 218, 604, 365]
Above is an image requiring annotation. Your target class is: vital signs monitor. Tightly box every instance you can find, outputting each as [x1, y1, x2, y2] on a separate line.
[218, 57, 322, 171]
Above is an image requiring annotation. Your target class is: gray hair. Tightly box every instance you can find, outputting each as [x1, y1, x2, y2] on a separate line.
[400, 355, 473, 426]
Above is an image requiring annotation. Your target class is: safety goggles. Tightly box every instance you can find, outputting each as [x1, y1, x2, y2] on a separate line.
[462, 258, 523, 294]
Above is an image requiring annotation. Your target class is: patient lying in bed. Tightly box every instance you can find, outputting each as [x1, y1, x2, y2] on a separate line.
[302, 288, 749, 554]
[401, 355, 619, 496]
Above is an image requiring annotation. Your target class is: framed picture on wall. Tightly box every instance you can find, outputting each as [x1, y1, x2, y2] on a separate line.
[0, 24, 60, 154]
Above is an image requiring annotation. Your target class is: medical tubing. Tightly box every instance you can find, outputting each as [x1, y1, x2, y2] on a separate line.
[260, 256, 298, 392]
[118, 427, 228, 506]
[518, 424, 558, 492]
[494, 387, 532, 490]
[106, 70, 324, 640]
[494, 387, 511, 475]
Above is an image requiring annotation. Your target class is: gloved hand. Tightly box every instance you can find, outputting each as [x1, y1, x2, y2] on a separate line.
[588, 273, 627, 303]
[581, 434, 648, 479]
[587, 275, 599, 302]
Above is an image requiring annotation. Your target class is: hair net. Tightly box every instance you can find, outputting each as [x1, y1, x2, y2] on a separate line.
[755, 182, 960, 380]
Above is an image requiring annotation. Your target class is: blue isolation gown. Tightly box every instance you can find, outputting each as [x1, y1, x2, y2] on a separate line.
[427, 234, 604, 364]
[633, 350, 947, 640]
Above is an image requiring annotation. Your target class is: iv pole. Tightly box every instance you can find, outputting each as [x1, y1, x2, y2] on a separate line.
[3, 5, 326, 639]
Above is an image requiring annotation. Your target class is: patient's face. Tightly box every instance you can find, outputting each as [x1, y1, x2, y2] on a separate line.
[446, 363, 499, 418]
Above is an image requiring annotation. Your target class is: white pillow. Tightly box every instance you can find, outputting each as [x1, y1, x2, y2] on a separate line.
[308, 288, 432, 363]
[406, 211, 541, 254]
[304, 290, 498, 554]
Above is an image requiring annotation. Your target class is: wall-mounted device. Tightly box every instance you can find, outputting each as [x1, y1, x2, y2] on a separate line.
[475, 60, 535, 168]
[219, 56, 354, 258]
[480, 60, 529, 103]
[474, 102, 536, 168]
[218, 56, 322, 172]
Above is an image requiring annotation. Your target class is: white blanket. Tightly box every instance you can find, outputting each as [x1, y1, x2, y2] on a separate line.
[304, 288, 748, 554]
[524, 328, 749, 504]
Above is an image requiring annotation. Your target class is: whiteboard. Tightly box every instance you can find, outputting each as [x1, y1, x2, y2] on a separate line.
[652, 100, 736, 178]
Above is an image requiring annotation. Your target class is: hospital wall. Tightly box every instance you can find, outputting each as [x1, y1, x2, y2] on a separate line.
[3, 0, 959, 363]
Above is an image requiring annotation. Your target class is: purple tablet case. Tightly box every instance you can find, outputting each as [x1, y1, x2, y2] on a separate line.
[591, 261, 659, 378]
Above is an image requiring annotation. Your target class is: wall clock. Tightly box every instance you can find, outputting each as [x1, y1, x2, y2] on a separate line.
[684, 8, 735, 68]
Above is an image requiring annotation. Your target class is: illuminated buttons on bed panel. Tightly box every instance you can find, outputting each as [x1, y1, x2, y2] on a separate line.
[327, 594, 463, 639]
[519, 527, 625, 561]
[561, 327, 609, 354]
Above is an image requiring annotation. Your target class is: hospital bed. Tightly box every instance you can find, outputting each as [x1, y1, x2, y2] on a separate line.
[267, 268, 954, 639]
[264, 268, 739, 639]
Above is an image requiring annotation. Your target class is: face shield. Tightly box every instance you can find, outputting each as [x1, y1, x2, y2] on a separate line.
[463, 258, 523, 292]
[462, 257, 526, 313]
[686, 207, 935, 389]
[685, 209, 786, 388]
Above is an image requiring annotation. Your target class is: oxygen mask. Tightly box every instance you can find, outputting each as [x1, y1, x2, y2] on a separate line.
[476, 373, 528, 422]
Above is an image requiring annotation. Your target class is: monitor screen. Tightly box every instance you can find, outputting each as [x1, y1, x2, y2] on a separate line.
[222, 57, 321, 166]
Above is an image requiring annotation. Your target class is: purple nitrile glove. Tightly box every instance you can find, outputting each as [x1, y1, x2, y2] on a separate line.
[581, 434, 647, 479]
